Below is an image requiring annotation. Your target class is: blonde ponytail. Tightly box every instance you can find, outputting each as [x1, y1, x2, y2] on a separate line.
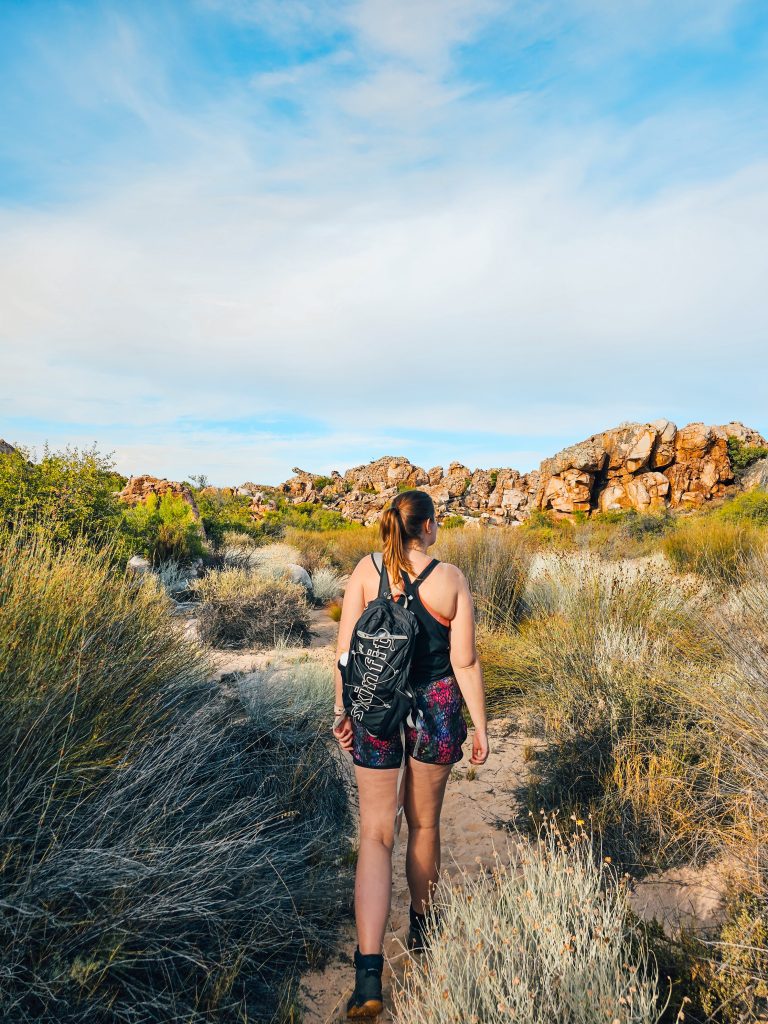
[379, 490, 436, 587]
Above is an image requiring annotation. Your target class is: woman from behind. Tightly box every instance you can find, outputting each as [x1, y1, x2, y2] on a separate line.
[332, 489, 489, 1019]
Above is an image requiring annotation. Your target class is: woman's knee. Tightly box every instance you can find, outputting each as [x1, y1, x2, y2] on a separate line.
[359, 825, 395, 853]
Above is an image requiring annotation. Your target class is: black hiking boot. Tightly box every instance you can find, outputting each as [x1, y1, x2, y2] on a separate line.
[346, 948, 384, 1019]
[407, 905, 431, 953]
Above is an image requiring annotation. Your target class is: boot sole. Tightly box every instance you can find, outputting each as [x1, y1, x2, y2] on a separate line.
[347, 999, 384, 1018]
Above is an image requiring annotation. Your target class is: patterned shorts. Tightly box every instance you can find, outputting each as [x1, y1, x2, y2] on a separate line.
[352, 674, 468, 770]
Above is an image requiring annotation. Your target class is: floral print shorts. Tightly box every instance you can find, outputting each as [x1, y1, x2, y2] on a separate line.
[352, 674, 468, 769]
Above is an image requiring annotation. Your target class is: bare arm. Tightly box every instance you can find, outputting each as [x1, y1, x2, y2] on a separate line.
[331, 558, 368, 752]
[448, 566, 489, 765]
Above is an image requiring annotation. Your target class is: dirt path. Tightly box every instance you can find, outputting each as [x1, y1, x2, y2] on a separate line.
[294, 610, 532, 1023]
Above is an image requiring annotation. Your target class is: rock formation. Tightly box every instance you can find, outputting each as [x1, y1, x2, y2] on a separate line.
[117, 475, 203, 522]
[261, 420, 767, 524]
[0, 439, 18, 456]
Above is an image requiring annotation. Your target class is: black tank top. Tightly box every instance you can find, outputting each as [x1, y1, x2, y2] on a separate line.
[373, 555, 453, 684]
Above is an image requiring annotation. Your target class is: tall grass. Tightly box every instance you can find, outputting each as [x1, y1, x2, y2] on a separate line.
[393, 823, 663, 1024]
[663, 516, 766, 587]
[494, 557, 731, 864]
[0, 530, 351, 1023]
[436, 527, 533, 630]
[285, 525, 379, 575]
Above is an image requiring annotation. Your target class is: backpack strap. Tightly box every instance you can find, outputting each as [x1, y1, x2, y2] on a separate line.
[409, 558, 439, 590]
[371, 551, 391, 599]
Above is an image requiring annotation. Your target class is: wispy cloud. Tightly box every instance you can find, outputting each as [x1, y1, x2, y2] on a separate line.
[1, 0, 766, 482]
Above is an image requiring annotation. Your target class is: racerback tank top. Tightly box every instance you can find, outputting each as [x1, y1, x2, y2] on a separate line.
[373, 555, 453, 684]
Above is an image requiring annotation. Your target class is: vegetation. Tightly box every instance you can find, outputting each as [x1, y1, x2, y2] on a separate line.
[727, 436, 768, 479]
[311, 565, 344, 604]
[440, 513, 465, 528]
[194, 568, 312, 648]
[0, 530, 350, 1023]
[436, 526, 533, 631]
[394, 822, 662, 1024]
[122, 491, 206, 563]
[285, 524, 379, 575]
[0, 443, 125, 544]
[663, 515, 765, 587]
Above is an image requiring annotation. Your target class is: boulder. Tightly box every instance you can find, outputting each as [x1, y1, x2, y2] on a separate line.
[126, 555, 152, 576]
[742, 457, 768, 492]
[286, 563, 313, 593]
[0, 439, 17, 456]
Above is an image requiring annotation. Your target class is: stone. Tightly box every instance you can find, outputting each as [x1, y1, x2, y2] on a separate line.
[742, 457, 768, 492]
[286, 563, 313, 592]
[126, 555, 152, 575]
[0, 439, 17, 456]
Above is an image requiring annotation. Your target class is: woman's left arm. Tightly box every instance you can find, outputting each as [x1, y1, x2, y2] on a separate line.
[332, 559, 367, 752]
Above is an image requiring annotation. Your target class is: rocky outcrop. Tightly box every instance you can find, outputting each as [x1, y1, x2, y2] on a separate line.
[535, 420, 766, 515]
[0, 439, 18, 456]
[117, 475, 203, 522]
[261, 419, 766, 524]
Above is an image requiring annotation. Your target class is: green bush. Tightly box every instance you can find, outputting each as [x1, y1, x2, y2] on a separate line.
[0, 530, 351, 1022]
[195, 490, 274, 545]
[194, 568, 312, 648]
[440, 514, 465, 529]
[717, 486, 768, 525]
[727, 437, 768, 479]
[122, 492, 206, 563]
[0, 443, 125, 544]
[313, 475, 335, 491]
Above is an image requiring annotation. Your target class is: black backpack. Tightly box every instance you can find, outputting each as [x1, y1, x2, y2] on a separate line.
[340, 552, 421, 740]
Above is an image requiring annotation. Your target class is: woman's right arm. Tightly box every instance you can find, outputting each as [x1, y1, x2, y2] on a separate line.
[447, 567, 489, 766]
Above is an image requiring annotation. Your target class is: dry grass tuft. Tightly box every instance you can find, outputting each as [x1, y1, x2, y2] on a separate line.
[194, 567, 312, 648]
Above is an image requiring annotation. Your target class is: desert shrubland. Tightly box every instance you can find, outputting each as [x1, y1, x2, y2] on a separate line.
[0, 530, 351, 1023]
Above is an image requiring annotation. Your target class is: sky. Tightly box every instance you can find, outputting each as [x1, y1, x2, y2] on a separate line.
[1, 0, 767, 485]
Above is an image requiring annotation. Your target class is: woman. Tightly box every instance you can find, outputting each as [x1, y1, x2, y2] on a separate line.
[332, 489, 489, 1019]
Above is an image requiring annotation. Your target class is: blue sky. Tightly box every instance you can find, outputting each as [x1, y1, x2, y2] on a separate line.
[1, 0, 767, 484]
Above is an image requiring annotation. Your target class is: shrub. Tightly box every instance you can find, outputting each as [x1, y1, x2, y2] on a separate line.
[440, 514, 465, 529]
[436, 527, 533, 630]
[0, 443, 125, 544]
[311, 566, 344, 604]
[122, 491, 206, 563]
[717, 486, 768, 526]
[663, 515, 765, 587]
[155, 558, 198, 599]
[0, 531, 352, 1022]
[194, 568, 311, 648]
[393, 823, 662, 1024]
[522, 509, 577, 550]
[507, 556, 726, 862]
[313, 475, 335, 491]
[195, 489, 268, 545]
[727, 437, 768, 479]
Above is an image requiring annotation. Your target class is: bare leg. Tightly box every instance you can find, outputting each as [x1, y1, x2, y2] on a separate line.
[353, 765, 399, 955]
[403, 759, 452, 913]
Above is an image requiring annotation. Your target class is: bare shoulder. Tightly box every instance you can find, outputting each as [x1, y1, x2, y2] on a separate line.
[435, 561, 468, 590]
[352, 552, 378, 578]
